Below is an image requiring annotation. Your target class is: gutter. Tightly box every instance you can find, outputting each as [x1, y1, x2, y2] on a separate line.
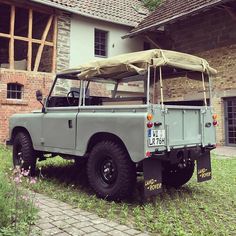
[122, 0, 232, 38]
[30, 0, 137, 28]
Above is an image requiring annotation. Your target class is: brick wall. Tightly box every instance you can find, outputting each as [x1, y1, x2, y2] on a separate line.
[159, 5, 236, 145]
[198, 44, 236, 145]
[0, 69, 53, 143]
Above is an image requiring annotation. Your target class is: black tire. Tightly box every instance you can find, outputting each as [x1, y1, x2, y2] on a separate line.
[87, 141, 136, 201]
[162, 161, 195, 188]
[13, 132, 36, 176]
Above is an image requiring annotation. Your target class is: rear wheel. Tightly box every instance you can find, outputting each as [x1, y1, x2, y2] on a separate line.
[162, 160, 195, 188]
[87, 141, 136, 201]
[13, 132, 36, 176]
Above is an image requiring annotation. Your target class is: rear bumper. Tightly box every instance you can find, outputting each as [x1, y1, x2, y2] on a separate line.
[149, 144, 216, 162]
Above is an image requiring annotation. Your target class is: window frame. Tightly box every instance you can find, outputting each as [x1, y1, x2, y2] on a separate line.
[94, 28, 108, 58]
[7, 83, 24, 100]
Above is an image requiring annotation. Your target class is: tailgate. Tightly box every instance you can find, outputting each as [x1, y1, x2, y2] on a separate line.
[164, 105, 213, 147]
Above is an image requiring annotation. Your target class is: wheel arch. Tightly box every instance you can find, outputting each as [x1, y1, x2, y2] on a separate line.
[11, 126, 32, 143]
[86, 132, 131, 160]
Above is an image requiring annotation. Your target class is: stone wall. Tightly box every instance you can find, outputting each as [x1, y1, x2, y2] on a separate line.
[57, 12, 71, 72]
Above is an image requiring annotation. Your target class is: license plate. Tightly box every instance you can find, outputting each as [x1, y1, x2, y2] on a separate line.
[148, 130, 165, 146]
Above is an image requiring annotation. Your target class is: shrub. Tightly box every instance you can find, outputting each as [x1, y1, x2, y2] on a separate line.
[142, 0, 163, 11]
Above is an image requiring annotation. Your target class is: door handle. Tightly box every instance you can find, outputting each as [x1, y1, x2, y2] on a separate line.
[68, 120, 73, 128]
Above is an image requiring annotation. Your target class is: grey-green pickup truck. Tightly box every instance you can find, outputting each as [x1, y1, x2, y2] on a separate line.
[7, 49, 217, 200]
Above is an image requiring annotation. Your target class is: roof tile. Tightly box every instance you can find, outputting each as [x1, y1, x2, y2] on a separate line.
[33, 0, 149, 26]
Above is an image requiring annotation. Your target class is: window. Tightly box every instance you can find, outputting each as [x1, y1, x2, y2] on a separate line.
[94, 29, 108, 57]
[225, 98, 236, 146]
[7, 83, 23, 99]
[0, 3, 57, 72]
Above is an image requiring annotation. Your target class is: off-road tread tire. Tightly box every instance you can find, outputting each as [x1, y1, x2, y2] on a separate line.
[13, 132, 36, 175]
[163, 161, 195, 188]
[87, 141, 136, 201]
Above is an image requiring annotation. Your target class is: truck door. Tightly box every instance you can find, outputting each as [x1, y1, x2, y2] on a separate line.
[41, 76, 80, 150]
[41, 108, 78, 149]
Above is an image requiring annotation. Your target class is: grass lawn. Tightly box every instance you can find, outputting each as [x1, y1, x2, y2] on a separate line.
[1, 146, 235, 236]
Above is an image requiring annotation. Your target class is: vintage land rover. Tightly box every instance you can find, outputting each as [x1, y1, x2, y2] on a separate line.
[7, 49, 217, 200]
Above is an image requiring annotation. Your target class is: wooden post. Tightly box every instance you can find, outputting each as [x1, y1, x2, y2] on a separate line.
[33, 15, 53, 72]
[27, 9, 33, 71]
[52, 15, 58, 73]
[9, 5, 15, 70]
[145, 35, 161, 49]
[223, 6, 236, 21]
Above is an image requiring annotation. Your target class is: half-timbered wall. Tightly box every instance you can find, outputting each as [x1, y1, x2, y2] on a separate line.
[0, 1, 58, 73]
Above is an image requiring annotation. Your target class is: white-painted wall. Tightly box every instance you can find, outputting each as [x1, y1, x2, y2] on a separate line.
[69, 15, 145, 67]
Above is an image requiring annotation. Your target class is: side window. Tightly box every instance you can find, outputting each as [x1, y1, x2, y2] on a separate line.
[48, 78, 81, 107]
[7, 83, 23, 99]
[94, 29, 108, 57]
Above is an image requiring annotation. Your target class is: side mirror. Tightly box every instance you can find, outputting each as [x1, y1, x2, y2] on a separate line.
[36, 90, 46, 113]
[36, 90, 43, 102]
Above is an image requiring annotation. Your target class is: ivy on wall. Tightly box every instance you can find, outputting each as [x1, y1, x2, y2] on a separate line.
[141, 0, 162, 11]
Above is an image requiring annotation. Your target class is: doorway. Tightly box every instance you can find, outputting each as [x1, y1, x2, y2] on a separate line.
[224, 98, 236, 146]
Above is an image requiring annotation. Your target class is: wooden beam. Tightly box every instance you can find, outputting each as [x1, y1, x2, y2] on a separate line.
[13, 35, 53, 46]
[0, 34, 54, 46]
[145, 35, 161, 49]
[27, 8, 33, 71]
[0, 33, 10, 38]
[9, 5, 15, 69]
[33, 15, 53, 72]
[52, 15, 58, 73]
[15, 14, 48, 39]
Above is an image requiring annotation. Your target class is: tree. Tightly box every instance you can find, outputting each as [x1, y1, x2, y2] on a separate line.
[141, 0, 162, 11]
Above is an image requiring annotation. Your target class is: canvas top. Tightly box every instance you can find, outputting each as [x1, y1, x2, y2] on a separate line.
[60, 49, 217, 80]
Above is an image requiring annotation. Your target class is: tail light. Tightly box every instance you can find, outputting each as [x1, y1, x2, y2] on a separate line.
[213, 120, 218, 126]
[212, 114, 218, 126]
[212, 114, 218, 120]
[147, 113, 153, 121]
[145, 151, 151, 157]
[147, 122, 153, 128]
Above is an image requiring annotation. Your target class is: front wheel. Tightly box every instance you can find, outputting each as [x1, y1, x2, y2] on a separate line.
[87, 141, 136, 201]
[162, 160, 195, 188]
[13, 132, 36, 175]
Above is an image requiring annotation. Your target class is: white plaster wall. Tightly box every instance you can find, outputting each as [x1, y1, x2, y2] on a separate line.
[69, 15, 144, 67]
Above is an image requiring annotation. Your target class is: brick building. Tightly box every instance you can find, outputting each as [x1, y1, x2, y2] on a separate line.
[125, 0, 236, 146]
[0, 0, 148, 143]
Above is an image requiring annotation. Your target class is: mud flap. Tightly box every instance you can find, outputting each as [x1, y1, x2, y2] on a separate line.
[143, 158, 162, 198]
[197, 150, 212, 182]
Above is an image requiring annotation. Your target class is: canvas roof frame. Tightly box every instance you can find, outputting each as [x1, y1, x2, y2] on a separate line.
[55, 49, 216, 108]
